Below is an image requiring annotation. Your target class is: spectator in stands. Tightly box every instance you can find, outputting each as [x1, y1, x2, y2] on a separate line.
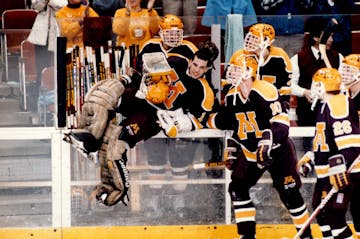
[314, 0, 355, 56]
[112, 0, 160, 48]
[252, 0, 314, 57]
[162, 0, 198, 35]
[89, 0, 124, 17]
[28, 0, 67, 112]
[291, 18, 343, 153]
[55, 0, 99, 49]
[201, 0, 257, 31]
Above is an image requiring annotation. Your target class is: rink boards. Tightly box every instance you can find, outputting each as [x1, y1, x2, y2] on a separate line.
[0, 224, 356, 239]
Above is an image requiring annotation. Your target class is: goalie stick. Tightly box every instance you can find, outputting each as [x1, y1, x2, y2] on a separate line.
[318, 18, 338, 69]
[310, 18, 338, 111]
[293, 154, 360, 239]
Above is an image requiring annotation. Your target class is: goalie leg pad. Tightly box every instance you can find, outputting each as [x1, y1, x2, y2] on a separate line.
[96, 123, 130, 206]
[78, 79, 125, 139]
[84, 78, 125, 107]
[79, 102, 110, 139]
[92, 183, 126, 206]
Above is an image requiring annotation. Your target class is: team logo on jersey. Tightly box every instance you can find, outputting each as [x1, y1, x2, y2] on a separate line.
[235, 112, 262, 140]
[284, 176, 296, 189]
[313, 122, 330, 152]
[129, 123, 140, 135]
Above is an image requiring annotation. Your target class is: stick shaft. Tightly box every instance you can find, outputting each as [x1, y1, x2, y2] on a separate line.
[293, 154, 360, 239]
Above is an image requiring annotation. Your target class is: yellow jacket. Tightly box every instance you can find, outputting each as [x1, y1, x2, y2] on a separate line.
[112, 8, 160, 48]
[56, 5, 99, 49]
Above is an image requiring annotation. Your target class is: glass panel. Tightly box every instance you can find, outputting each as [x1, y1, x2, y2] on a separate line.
[0, 138, 52, 227]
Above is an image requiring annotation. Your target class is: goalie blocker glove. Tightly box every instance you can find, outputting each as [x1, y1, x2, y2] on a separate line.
[256, 129, 273, 169]
[297, 151, 315, 177]
[328, 154, 350, 191]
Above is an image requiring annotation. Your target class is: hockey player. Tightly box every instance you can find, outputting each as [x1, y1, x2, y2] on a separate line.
[131, 14, 218, 217]
[228, 23, 292, 104]
[339, 55, 360, 239]
[302, 67, 360, 239]
[340, 54, 360, 110]
[64, 37, 218, 207]
[206, 53, 313, 239]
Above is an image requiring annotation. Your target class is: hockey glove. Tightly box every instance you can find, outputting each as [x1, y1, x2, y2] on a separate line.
[157, 110, 178, 137]
[256, 129, 273, 169]
[328, 154, 350, 191]
[297, 151, 315, 177]
[157, 109, 193, 137]
[224, 138, 240, 170]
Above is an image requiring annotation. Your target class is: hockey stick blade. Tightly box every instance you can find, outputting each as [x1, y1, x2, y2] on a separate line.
[193, 161, 228, 170]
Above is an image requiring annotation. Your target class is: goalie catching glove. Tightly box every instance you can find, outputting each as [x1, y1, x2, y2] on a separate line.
[297, 151, 315, 177]
[328, 154, 350, 191]
[256, 129, 274, 169]
[157, 108, 193, 137]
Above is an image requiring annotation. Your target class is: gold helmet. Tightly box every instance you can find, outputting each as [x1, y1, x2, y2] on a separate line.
[312, 67, 342, 92]
[340, 54, 360, 88]
[159, 14, 184, 48]
[244, 23, 275, 52]
[225, 50, 258, 86]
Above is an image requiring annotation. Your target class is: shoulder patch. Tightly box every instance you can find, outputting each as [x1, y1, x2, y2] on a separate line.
[252, 79, 278, 101]
[198, 78, 214, 111]
[267, 46, 292, 72]
[182, 40, 198, 52]
[328, 94, 349, 119]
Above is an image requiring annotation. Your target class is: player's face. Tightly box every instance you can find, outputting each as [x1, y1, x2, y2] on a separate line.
[188, 56, 208, 79]
[161, 28, 183, 48]
[244, 32, 261, 52]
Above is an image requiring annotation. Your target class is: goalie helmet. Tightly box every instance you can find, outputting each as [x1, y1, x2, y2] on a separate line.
[226, 51, 258, 86]
[340, 54, 360, 88]
[159, 14, 184, 48]
[311, 68, 342, 103]
[244, 23, 275, 52]
[139, 52, 178, 104]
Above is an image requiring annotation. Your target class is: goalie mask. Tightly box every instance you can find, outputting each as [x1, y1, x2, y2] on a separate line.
[340, 54, 360, 88]
[159, 14, 184, 48]
[137, 52, 178, 104]
[311, 68, 342, 102]
[244, 23, 275, 52]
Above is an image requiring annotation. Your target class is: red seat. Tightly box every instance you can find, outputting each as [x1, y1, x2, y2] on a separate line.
[2, 9, 37, 81]
[0, 0, 27, 27]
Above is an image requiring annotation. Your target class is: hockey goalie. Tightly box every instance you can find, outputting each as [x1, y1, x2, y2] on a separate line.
[64, 52, 177, 206]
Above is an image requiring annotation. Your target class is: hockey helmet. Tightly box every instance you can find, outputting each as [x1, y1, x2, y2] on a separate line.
[159, 14, 184, 48]
[311, 68, 342, 103]
[340, 54, 360, 88]
[138, 52, 178, 104]
[244, 23, 275, 52]
[226, 51, 258, 85]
